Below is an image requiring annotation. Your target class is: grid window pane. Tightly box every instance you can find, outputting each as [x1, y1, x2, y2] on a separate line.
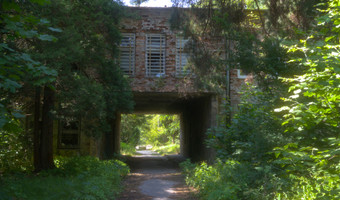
[176, 36, 190, 76]
[120, 33, 135, 75]
[146, 34, 165, 77]
[58, 119, 80, 149]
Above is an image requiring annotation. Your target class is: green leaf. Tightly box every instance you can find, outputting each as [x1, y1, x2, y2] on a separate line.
[2, 1, 21, 12]
[48, 27, 62, 32]
[38, 34, 56, 41]
[325, 36, 335, 42]
[12, 112, 25, 118]
[30, 0, 50, 6]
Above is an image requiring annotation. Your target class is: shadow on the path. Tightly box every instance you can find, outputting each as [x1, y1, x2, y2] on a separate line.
[117, 151, 196, 200]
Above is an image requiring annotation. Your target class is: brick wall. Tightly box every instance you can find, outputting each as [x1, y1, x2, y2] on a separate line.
[121, 7, 250, 100]
[121, 7, 197, 93]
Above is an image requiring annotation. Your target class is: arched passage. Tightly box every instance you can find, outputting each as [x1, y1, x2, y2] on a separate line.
[102, 92, 218, 162]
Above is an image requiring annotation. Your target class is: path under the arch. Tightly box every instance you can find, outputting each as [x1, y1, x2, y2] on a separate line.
[117, 150, 196, 200]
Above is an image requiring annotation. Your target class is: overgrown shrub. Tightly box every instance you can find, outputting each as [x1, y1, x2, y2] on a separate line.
[0, 156, 129, 200]
[0, 124, 33, 173]
[180, 159, 280, 200]
[120, 142, 136, 155]
[207, 85, 285, 162]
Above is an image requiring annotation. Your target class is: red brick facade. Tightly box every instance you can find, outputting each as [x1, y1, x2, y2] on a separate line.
[120, 7, 250, 102]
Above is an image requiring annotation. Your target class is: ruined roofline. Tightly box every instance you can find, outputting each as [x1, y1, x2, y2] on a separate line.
[123, 6, 266, 13]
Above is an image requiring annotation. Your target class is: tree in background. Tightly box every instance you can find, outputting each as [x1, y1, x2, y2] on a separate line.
[1, 0, 134, 172]
[30, 0, 134, 170]
[141, 115, 180, 146]
[0, 0, 57, 172]
[159, 115, 180, 144]
[121, 114, 151, 147]
[121, 114, 180, 149]
[173, 0, 339, 199]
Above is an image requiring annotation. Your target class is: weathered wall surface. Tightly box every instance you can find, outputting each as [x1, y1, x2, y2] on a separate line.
[121, 7, 197, 93]
[121, 7, 250, 97]
[53, 7, 251, 162]
[229, 69, 253, 110]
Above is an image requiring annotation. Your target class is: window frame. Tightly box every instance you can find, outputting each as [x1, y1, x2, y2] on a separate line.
[145, 34, 166, 77]
[237, 69, 248, 79]
[176, 36, 190, 77]
[58, 119, 81, 149]
[119, 33, 135, 76]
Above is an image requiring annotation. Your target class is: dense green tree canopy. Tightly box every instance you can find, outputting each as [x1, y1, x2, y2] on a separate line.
[1, 0, 134, 171]
[0, 0, 57, 131]
[173, 0, 339, 199]
[31, 0, 134, 138]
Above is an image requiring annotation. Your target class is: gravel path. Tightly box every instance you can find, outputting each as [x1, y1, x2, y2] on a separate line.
[117, 151, 197, 200]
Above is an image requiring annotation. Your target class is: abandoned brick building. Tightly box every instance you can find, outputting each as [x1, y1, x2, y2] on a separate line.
[54, 7, 251, 161]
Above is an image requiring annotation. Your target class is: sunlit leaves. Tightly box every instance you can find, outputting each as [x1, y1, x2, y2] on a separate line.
[273, 1, 340, 198]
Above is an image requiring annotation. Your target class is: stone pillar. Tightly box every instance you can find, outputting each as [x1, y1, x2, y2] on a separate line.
[113, 113, 121, 155]
[101, 113, 121, 159]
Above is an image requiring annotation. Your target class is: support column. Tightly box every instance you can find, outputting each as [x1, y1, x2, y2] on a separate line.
[113, 113, 121, 155]
[101, 113, 121, 159]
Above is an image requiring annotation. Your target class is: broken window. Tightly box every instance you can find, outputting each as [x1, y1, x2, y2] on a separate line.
[120, 33, 135, 75]
[176, 36, 190, 76]
[237, 69, 248, 79]
[146, 34, 165, 77]
[58, 119, 80, 149]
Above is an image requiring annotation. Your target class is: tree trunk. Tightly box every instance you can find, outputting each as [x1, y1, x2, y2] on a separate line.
[40, 85, 55, 170]
[33, 87, 42, 172]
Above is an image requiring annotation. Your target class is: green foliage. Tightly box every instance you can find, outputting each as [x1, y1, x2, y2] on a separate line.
[130, 0, 149, 6]
[121, 114, 151, 146]
[273, 139, 340, 199]
[0, 0, 57, 130]
[159, 115, 180, 144]
[120, 114, 180, 154]
[207, 85, 285, 162]
[0, 156, 129, 200]
[0, 122, 33, 173]
[120, 142, 137, 155]
[180, 159, 279, 200]
[152, 144, 180, 155]
[181, 1, 339, 199]
[30, 0, 134, 138]
[271, 1, 340, 198]
[141, 114, 180, 147]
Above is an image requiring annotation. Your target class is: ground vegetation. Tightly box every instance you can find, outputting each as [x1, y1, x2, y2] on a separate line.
[173, 0, 339, 199]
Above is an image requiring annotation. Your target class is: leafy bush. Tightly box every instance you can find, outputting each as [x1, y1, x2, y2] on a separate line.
[0, 124, 33, 173]
[273, 139, 340, 200]
[0, 156, 129, 200]
[120, 142, 136, 155]
[180, 159, 280, 200]
[207, 85, 285, 162]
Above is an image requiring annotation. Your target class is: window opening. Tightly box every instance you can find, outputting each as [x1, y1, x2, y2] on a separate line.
[237, 69, 248, 79]
[58, 119, 80, 149]
[146, 34, 166, 77]
[120, 33, 135, 75]
[120, 114, 180, 155]
[176, 36, 190, 76]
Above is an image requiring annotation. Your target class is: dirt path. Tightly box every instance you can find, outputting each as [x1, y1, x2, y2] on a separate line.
[117, 150, 197, 200]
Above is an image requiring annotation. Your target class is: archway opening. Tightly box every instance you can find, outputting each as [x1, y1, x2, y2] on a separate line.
[120, 114, 181, 156]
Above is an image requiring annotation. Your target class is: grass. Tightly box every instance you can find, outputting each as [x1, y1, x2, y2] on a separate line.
[0, 156, 129, 200]
[152, 143, 180, 155]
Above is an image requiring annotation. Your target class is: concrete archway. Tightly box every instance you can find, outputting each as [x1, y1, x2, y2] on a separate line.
[103, 92, 218, 162]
